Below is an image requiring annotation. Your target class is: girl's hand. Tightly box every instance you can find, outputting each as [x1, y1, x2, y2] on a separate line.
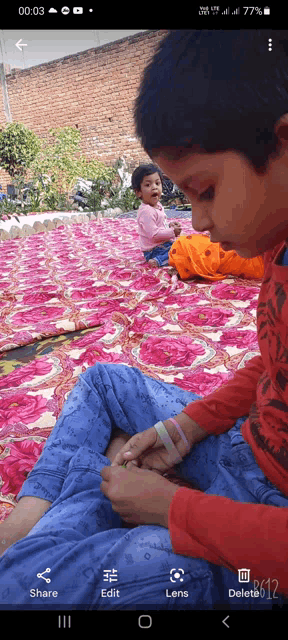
[169, 222, 182, 236]
[111, 419, 193, 474]
[100, 464, 179, 527]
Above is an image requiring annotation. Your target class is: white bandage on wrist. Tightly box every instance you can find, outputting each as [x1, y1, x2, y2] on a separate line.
[153, 421, 183, 464]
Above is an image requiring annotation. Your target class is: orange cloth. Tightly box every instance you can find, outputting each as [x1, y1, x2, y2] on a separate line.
[169, 233, 264, 281]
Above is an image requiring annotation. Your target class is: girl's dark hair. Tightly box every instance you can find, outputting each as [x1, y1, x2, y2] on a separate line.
[134, 30, 288, 174]
[131, 163, 164, 192]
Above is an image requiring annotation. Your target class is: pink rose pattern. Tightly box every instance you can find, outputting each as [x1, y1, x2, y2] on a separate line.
[0, 217, 262, 517]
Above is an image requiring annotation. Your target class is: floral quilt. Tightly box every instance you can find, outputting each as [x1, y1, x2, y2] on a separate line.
[0, 217, 262, 521]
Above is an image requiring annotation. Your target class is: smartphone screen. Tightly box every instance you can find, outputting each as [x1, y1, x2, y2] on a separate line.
[0, 3, 287, 633]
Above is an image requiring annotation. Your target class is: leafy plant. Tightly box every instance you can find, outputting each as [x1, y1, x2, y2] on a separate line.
[0, 122, 41, 179]
[0, 126, 162, 222]
[29, 127, 117, 212]
[107, 184, 141, 212]
[0, 125, 119, 221]
[0, 122, 42, 222]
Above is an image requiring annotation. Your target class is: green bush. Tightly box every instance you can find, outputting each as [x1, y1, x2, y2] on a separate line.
[0, 125, 142, 220]
[108, 184, 141, 213]
[0, 126, 120, 221]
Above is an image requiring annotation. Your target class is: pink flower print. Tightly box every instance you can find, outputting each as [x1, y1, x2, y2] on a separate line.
[132, 274, 160, 290]
[178, 307, 234, 327]
[10, 305, 66, 325]
[71, 326, 109, 348]
[0, 440, 44, 496]
[175, 370, 235, 395]
[219, 328, 259, 350]
[67, 279, 95, 289]
[0, 358, 53, 390]
[75, 299, 123, 313]
[64, 269, 94, 281]
[73, 344, 126, 367]
[108, 268, 138, 280]
[131, 317, 164, 334]
[68, 285, 116, 301]
[22, 292, 60, 305]
[0, 392, 47, 427]
[139, 336, 205, 368]
[212, 282, 259, 302]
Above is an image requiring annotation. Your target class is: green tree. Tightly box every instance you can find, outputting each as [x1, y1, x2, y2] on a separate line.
[30, 127, 116, 210]
[0, 121, 41, 179]
[0, 124, 135, 220]
[0, 122, 41, 219]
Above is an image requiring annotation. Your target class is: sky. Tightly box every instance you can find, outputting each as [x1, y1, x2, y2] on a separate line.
[0, 30, 148, 70]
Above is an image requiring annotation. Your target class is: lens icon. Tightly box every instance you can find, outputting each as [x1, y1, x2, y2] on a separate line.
[170, 568, 184, 582]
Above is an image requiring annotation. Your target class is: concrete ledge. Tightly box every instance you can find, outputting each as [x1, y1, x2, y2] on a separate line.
[10, 225, 24, 238]
[0, 209, 125, 242]
[43, 219, 55, 230]
[22, 224, 37, 236]
[33, 221, 46, 233]
[0, 229, 10, 240]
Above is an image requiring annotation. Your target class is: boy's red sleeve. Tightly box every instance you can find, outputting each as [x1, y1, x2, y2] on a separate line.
[169, 487, 288, 598]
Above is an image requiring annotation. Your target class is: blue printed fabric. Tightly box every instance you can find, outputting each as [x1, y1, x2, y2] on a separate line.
[0, 363, 287, 610]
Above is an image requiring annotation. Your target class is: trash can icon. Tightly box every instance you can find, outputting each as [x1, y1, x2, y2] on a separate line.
[238, 568, 250, 583]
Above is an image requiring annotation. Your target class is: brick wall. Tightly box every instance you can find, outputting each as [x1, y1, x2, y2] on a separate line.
[0, 29, 168, 195]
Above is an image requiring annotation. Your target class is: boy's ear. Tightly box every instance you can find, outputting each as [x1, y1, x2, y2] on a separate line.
[274, 113, 288, 143]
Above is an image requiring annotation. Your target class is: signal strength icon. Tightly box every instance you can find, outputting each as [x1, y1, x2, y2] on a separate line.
[232, 7, 240, 14]
[222, 7, 230, 14]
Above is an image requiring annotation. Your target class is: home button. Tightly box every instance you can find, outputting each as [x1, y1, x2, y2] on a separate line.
[138, 615, 152, 628]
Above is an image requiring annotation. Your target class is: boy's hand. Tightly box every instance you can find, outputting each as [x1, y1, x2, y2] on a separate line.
[111, 414, 203, 475]
[100, 464, 179, 527]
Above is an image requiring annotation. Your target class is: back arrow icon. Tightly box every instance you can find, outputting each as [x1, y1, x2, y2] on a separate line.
[222, 616, 229, 628]
[16, 39, 28, 51]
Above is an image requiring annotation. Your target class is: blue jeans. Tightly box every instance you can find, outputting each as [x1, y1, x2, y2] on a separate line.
[0, 363, 287, 610]
[143, 241, 174, 266]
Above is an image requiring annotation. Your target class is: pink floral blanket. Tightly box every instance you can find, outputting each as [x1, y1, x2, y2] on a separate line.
[0, 217, 262, 520]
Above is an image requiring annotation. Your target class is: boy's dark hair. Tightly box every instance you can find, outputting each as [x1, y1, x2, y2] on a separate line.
[131, 164, 164, 193]
[134, 30, 288, 174]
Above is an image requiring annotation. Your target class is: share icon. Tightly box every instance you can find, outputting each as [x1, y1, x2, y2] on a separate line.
[37, 568, 51, 583]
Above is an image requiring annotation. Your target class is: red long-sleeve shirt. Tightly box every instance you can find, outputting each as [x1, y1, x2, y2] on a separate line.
[168, 239, 288, 598]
